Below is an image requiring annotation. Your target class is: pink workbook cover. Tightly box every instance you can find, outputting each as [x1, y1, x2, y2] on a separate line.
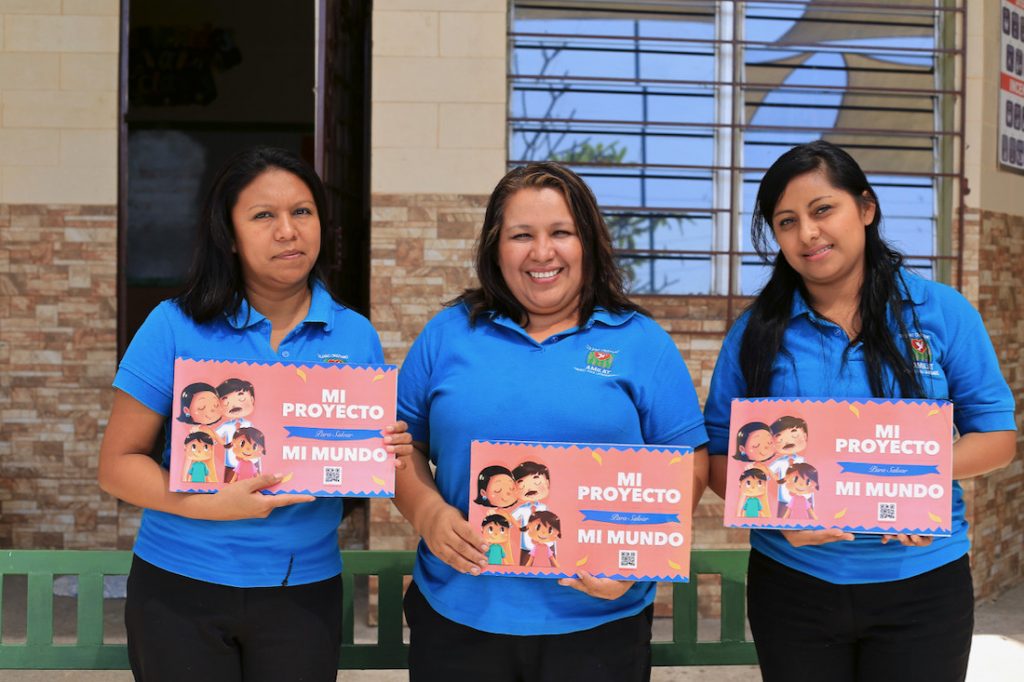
[469, 440, 695, 582]
[169, 358, 397, 497]
[723, 398, 954, 535]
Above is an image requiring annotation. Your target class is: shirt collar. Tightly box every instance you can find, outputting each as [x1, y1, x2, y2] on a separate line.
[225, 280, 335, 331]
[788, 268, 927, 320]
[487, 306, 636, 335]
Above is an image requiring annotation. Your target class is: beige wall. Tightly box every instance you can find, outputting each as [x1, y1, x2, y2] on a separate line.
[964, 1, 1024, 215]
[371, 0, 507, 195]
[0, 0, 118, 205]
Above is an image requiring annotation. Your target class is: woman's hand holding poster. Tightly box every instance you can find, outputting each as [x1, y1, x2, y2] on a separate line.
[724, 398, 954, 535]
[170, 358, 397, 497]
[469, 440, 695, 581]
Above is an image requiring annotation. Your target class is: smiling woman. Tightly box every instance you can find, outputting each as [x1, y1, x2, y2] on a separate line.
[391, 162, 710, 682]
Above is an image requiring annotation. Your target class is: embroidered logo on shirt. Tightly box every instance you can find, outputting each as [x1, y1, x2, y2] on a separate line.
[576, 346, 619, 377]
[909, 337, 931, 363]
[317, 353, 349, 364]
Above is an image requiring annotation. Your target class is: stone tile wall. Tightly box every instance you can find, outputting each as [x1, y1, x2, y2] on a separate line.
[961, 209, 1024, 600]
[0, 203, 126, 548]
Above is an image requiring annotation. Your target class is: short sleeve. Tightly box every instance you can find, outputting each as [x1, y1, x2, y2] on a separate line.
[935, 291, 1015, 434]
[634, 320, 708, 448]
[704, 315, 749, 456]
[397, 323, 435, 446]
[113, 302, 178, 416]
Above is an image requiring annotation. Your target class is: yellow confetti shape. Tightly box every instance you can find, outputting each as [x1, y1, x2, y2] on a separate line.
[833, 508, 847, 519]
[575, 556, 589, 567]
[372, 475, 386, 486]
[668, 456, 683, 465]
[668, 559, 681, 571]
[280, 473, 294, 484]
[295, 369, 307, 383]
[591, 451, 603, 465]
[373, 374, 385, 383]
[927, 409, 939, 417]
[848, 405, 860, 417]
[928, 512, 943, 524]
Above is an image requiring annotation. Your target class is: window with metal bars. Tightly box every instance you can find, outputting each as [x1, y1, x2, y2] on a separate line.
[509, 0, 965, 296]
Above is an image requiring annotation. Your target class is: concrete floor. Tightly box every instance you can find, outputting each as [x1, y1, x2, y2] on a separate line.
[2, 580, 1022, 681]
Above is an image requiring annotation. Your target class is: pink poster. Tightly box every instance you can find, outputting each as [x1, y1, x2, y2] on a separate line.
[469, 440, 695, 582]
[723, 398, 954, 535]
[169, 358, 397, 497]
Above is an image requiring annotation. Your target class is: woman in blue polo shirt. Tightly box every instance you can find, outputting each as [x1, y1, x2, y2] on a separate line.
[705, 141, 1017, 682]
[97, 147, 411, 682]
[393, 162, 709, 681]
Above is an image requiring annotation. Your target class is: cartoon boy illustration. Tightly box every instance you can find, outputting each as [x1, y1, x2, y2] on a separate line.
[215, 378, 255, 481]
[182, 432, 217, 483]
[227, 427, 265, 482]
[780, 463, 819, 520]
[511, 461, 550, 565]
[481, 514, 512, 566]
[737, 469, 770, 518]
[768, 416, 808, 518]
[523, 511, 561, 569]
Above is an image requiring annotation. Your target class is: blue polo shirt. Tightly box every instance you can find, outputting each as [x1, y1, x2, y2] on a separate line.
[398, 303, 708, 635]
[705, 270, 1016, 584]
[113, 281, 383, 587]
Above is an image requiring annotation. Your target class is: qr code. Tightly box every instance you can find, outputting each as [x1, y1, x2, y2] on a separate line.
[618, 550, 638, 570]
[877, 502, 897, 522]
[323, 467, 343, 485]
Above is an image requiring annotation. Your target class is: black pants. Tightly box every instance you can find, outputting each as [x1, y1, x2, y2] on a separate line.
[125, 555, 342, 682]
[404, 581, 653, 682]
[747, 549, 974, 682]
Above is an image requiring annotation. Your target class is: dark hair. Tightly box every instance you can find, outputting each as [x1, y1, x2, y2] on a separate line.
[452, 162, 646, 327]
[176, 146, 341, 323]
[216, 378, 254, 400]
[781, 462, 818, 488]
[228, 426, 265, 452]
[512, 461, 550, 482]
[739, 468, 768, 483]
[474, 465, 515, 506]
[769, 416, 807, 437]
[733, 421, 772, 461]
[482, 514, 510, 529]
[740, 140, 924, 399]
[527, 510, 561, 537]
[176, 382, 218, 424]
[184, 431, 214, 447]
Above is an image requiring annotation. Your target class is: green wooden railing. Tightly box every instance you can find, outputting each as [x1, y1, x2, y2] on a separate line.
[0, 549, 756, 670]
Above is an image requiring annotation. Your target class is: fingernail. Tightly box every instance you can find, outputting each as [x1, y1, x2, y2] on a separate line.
[383, 436, 393, 444]
[470, 566, 480, 575]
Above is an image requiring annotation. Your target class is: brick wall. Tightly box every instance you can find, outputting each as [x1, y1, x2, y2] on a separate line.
[0, 203, 124, 548]
[961, 209, 1024, 600]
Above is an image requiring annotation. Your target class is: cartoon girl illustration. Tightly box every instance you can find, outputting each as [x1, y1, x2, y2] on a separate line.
[737, 468, 770, 518]
[474, 465, 519, 562]
[733, 421, 774, 514]
[227, 427, 266, 482]
[780, 463, 819, 521]
[523, 511, 561, 569]
[177, 382, 223, 483]
[182, 432, 217, 483]
[481, 514, 512, 565]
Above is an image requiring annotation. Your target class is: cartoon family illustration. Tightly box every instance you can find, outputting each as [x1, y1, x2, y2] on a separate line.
[733, 416, 819, 520]
[474, 461, 562, 569]
[176, 378, 267, 484]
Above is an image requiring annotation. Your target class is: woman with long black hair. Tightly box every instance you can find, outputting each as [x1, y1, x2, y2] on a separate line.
[705, 140, 1016, 682]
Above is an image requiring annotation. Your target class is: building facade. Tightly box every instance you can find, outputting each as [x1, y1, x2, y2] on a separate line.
[1, 0, 1021, 602]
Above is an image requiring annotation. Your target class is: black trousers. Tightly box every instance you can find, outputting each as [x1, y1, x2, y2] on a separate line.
[404, 581, 653, 682]
[125, 555, 342, 682]
[747, 549, 974, 682]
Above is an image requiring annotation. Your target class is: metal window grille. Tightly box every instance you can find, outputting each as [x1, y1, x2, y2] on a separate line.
[509, 0, 966, 297]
